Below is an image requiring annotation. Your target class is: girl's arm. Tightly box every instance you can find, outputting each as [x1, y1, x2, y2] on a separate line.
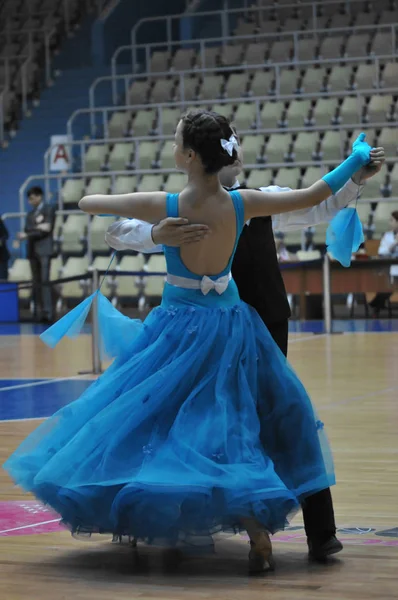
[242, 181, 334, 220]
[242, 133, 372, 220]
[79, 191, 168, 223]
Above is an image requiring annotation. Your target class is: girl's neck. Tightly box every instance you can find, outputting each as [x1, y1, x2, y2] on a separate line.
[185, 171, 223, 199]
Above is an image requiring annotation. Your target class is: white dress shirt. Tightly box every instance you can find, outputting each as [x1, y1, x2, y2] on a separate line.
[378, 231, 398, 258]
[105, 179, 362, 254]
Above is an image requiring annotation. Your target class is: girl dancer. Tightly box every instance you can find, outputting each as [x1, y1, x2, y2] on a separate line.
[4, 110, 372, 573]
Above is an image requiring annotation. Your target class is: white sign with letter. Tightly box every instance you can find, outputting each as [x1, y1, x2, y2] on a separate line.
[50, 135, 72, 172]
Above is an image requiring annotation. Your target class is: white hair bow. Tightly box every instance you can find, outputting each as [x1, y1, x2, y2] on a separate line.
[220, 135, 239, 157]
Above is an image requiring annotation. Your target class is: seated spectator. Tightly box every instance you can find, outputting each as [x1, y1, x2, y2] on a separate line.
[369, 210, 398, 317]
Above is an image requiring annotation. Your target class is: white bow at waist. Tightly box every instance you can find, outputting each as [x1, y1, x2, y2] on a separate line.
[166, 273, 232, 296]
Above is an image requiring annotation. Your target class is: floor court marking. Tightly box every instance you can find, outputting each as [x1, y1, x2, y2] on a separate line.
[0, 519, 61, 535]
[0, 375, 92, 393]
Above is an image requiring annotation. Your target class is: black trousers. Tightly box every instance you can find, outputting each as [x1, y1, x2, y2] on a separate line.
[29, 255, 53, 319]
[266, 318, 336, 542]
[0, 261, 8, 281]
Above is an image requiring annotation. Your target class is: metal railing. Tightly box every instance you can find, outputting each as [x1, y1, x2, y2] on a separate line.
[126, 1, 398, 73]
[89, 49, 398, 114]
[18, 161, 398, 223]
[45, 119, 398, 179]
[0, 25, 58, 144]
[67, 75, 398, 139]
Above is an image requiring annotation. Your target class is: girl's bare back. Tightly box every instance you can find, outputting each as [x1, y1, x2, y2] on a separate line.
[178, 188, 238, 276]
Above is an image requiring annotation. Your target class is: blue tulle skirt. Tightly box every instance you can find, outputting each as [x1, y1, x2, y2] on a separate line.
[4, 300, 334, 546]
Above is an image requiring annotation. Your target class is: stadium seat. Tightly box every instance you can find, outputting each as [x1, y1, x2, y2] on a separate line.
[296, 39, 319, 62]
[293, 132, 320, 161]
[115, 255, 145, 302]
[371, 31, 395, 56]
[264, 134, 291, 163]
[137, 174, 164, 193]
[376, 128, 398, 158]
[233, 103, 257, 130]
[246, 169, 273, 189]
[354, 12, 378, 27]
[61, 215, 89, 255]
[312, 98, 339, 126]
[108, 111, 131, 138]
[338, 96, 363, 123]
[211, 103, 234, 120]
[277, 68, 300, 95]
[181, 76, 200, 102]
[145, 254, 167, 273]
[361, 168, 388, 200]
[107, 142, 134, 171]
[260, 101, 284, 128]
[328, 13, 352, 29]
[84, 144, 108, 172]
[221, 44, 244, 67]
[60, 257, 90, 300]
[320, 131, 345, 161]
[149, 50, 170, 73]
[171, 48, 196, 71]
[281, 17, 306, 32]
[90, 216, 115, 254]
[158, 107, 180, 135]
[354, 64, 378, 90]
[327, 65, 353, 92]
[114, 175, 137, 194]
[382, 62, 398, 89]
[241, 134, 265, 164]
[344, 33, 372, 58]
[300, 67, 328, 93]
[200, 74, 224, 100]
[319, 36, 345, 59]
[61, 179, 85, 206]
[300, 166, 326, 188]
[245, 42, 268, 65]
[285, 99, 312, 127]
[132, 110, 156, 136]
[89, 256, 115, 298]
[250, 71, 274, 97]
[225, 73, 250, 98]
[151, 78, 176, 103]
[165, 173, 187, 192]
[8, 259, 31, 300]
[128, 80, 150, 104]
[268, 40, 293, 63]
[137, 141, 160, 169]
[85, 177, 111, 196]
[201, 46, 220, 69]
[273, 167, 301, 189]
[367, 94, 396, 122]
[50, 256, 63, 282]
[159, 140, 176, 169]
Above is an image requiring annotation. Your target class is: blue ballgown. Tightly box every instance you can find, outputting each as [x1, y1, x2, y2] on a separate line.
[4, 191, 335, 547]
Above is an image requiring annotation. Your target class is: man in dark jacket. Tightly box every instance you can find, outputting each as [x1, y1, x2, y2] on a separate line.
[104, 141, 385, 561]
[0, 216, 10, 280]
[17, 186, 56, 323]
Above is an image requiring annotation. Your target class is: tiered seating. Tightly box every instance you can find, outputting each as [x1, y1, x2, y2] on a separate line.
[125, 58, 397, 108]
[0, 0, 89, 141]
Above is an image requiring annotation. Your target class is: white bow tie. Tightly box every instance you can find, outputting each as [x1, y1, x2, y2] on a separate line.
[200, 274, 231, 296]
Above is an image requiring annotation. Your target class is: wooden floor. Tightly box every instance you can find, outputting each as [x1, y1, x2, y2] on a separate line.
[1, 330, 398, 599]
